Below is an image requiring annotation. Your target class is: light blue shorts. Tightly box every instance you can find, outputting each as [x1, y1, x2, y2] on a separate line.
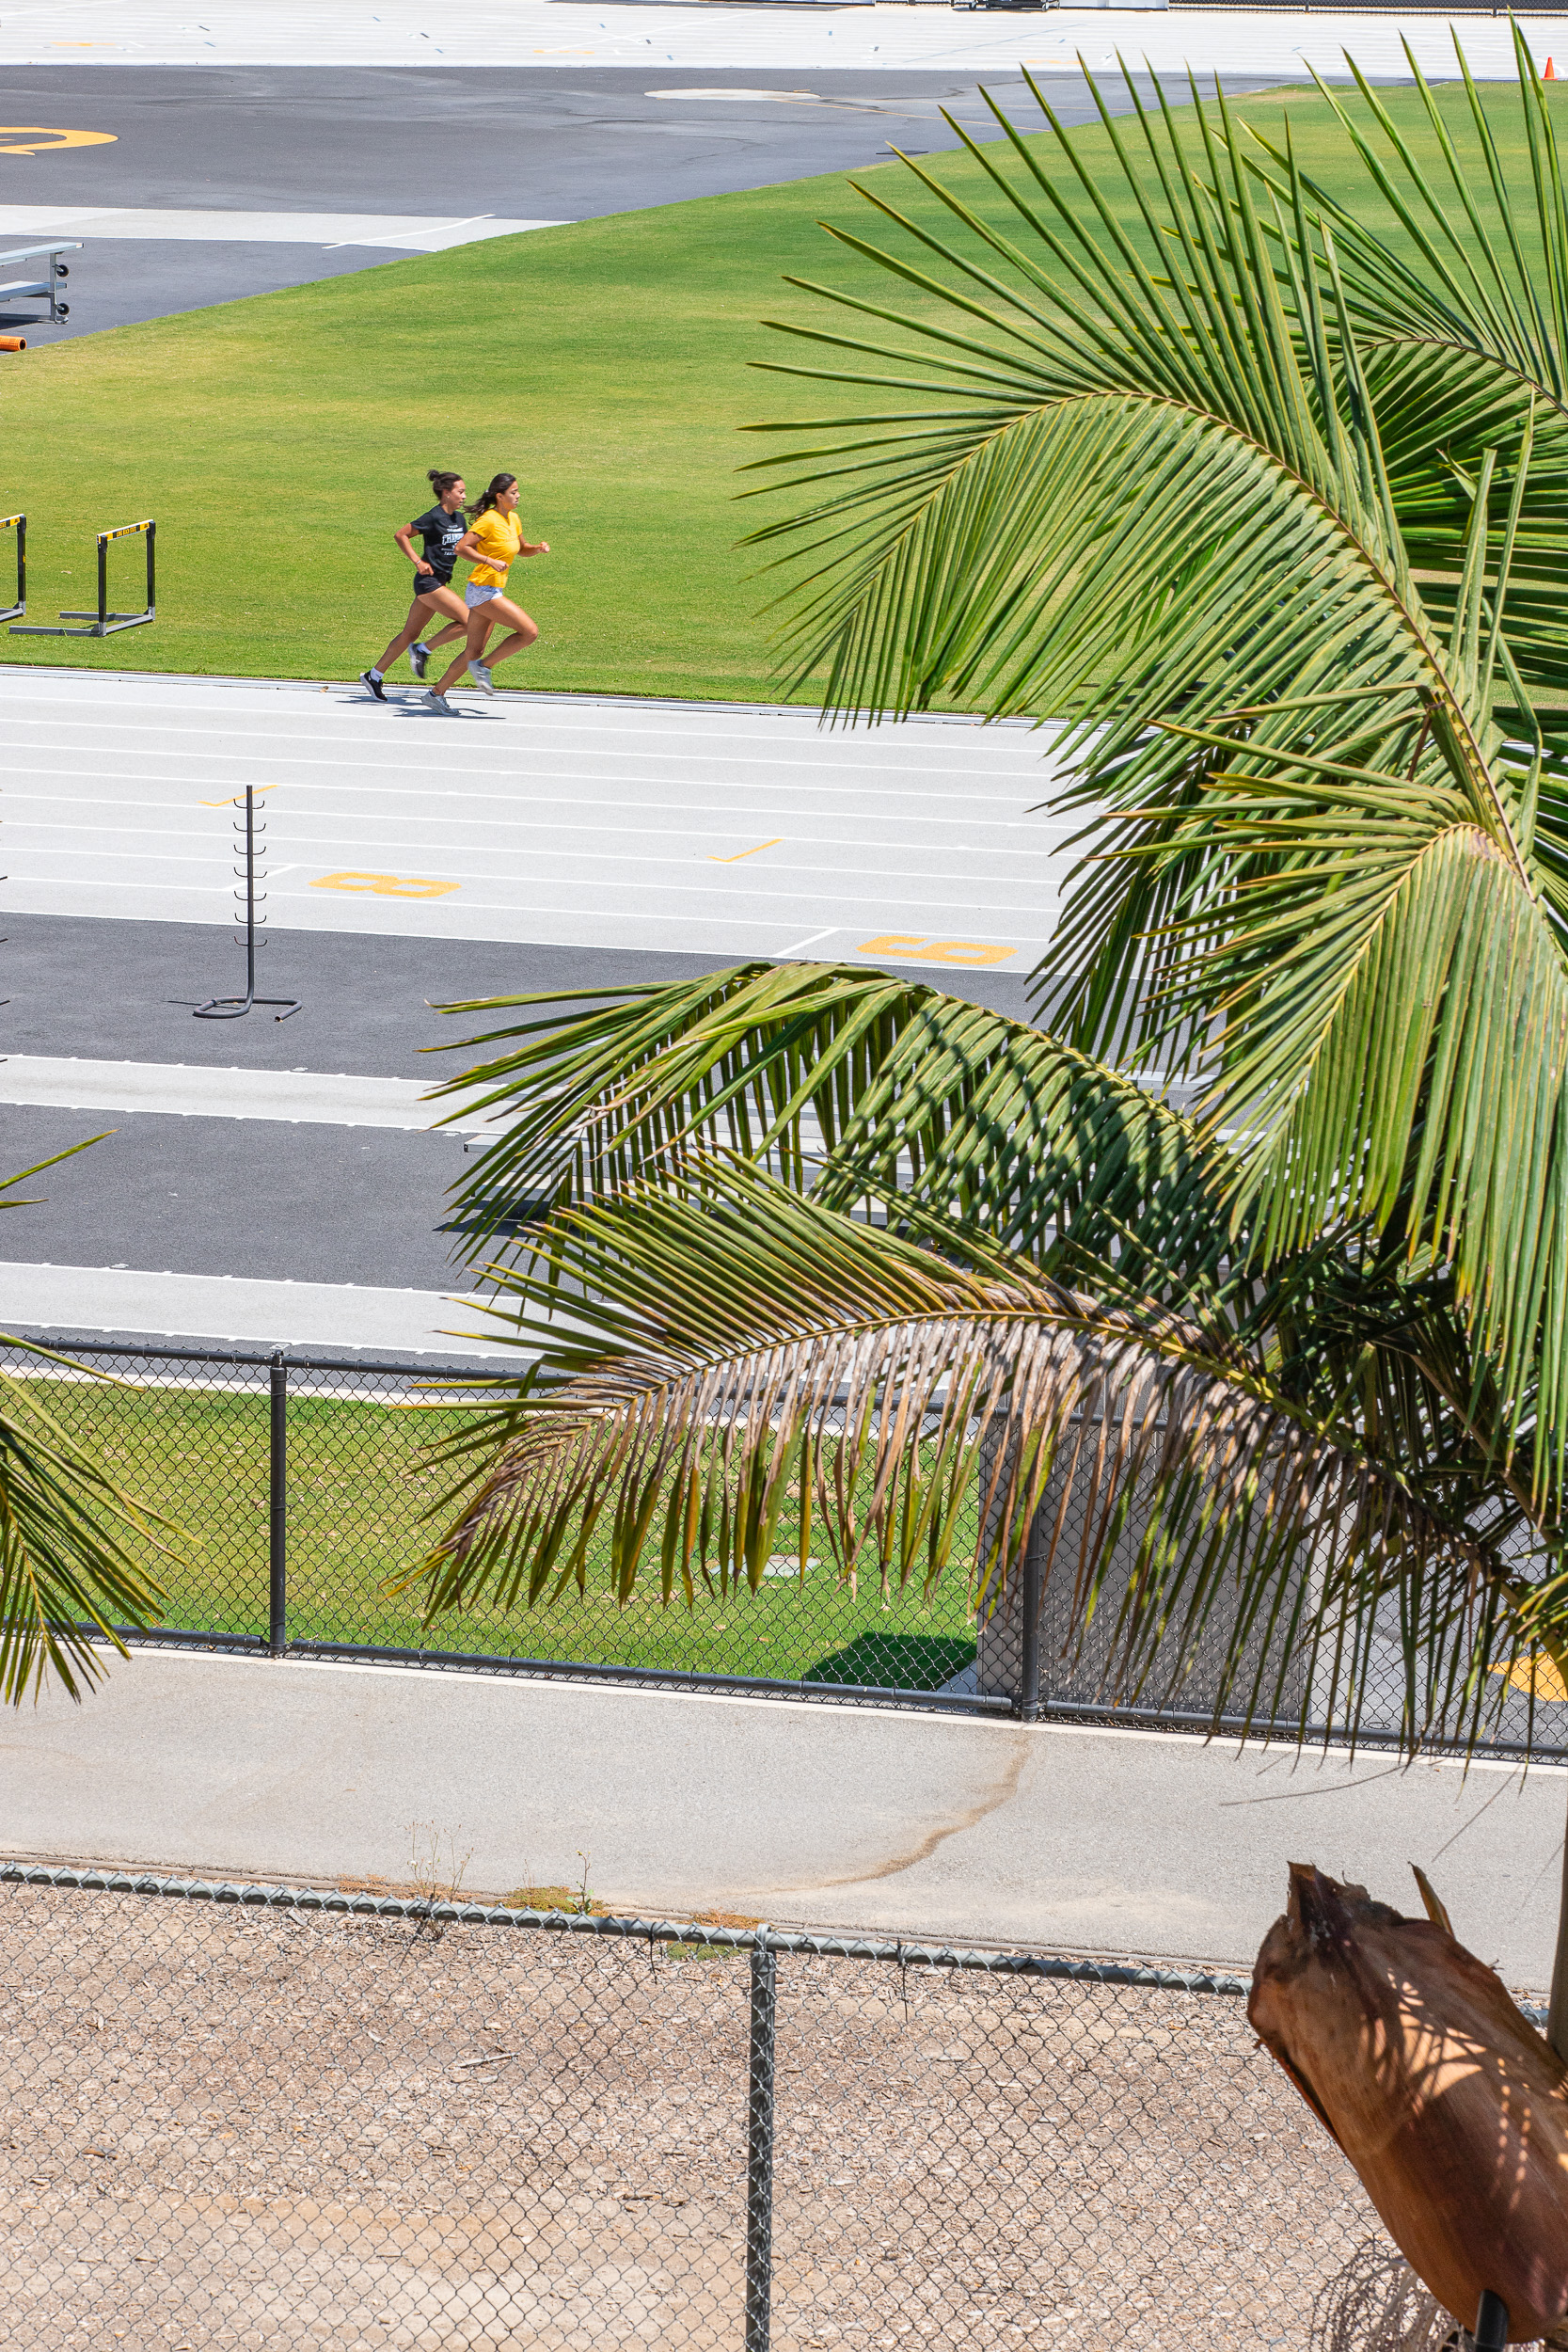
[466, 582, 504, 609]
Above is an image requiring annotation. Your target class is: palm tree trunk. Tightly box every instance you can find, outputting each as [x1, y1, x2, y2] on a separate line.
[1548, 1778, 1568, 2062]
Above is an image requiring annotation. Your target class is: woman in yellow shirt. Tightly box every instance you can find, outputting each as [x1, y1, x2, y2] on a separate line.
[426, 471, 549, 710]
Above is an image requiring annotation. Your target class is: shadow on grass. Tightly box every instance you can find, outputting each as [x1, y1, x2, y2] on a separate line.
[802, 1632, 977, 1692]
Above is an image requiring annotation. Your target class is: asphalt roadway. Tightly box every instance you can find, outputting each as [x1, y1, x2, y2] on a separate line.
[0, 908, 1026, 1308]
[0, 915, 741, 1297]
[5, 1648, 1565, 1983]
[0, 62, 1291, 340]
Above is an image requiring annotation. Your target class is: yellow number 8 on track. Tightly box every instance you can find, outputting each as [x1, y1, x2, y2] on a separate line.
[310, 870, 459, 899]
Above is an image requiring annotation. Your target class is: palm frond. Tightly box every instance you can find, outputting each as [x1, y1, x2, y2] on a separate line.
[738, 66, 1568, 1481]
[417, 1157, 1536, 1748]
[0, 1348, 168, 1702]
[0, 1149, 171, 1699]
[420, 59, 1568, 1761]
[740, 77, 1516, 1079]
[1232, 31, 1568, 696]
[430, 963, 932, 1239]
[430, 962, 1218, 1274]
[0, 1136, 114, 1212]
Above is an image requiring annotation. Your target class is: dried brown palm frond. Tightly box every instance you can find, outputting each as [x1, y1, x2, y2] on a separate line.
[412, 1159, 1511, 1741]
[1251, 1866, 1568, 2343]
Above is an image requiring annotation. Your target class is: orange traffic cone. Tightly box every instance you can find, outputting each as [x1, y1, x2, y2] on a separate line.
[1546, 56, 1558, 78]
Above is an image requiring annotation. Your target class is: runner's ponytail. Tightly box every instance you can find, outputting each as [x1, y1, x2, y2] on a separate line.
[426, 469, 464, 502]
[473, 472, 518, 518]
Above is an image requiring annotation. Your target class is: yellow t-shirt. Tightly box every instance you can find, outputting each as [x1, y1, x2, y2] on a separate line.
[467, 509, 523, 588]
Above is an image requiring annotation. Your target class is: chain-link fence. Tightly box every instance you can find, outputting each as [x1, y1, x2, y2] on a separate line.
[1, 1862, 1513, 2352]
[4, 1333, 1559, 1756]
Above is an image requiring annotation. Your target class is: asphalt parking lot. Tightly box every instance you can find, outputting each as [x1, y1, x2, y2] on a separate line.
[0, 62, 1291, 338]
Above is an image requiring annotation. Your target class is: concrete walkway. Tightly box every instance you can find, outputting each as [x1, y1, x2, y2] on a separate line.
[4, 1647, 1563, 1988]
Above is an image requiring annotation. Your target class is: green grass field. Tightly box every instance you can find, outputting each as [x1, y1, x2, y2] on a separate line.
[42, 1376, 980, 1690]
[0, 74, 1554, 703]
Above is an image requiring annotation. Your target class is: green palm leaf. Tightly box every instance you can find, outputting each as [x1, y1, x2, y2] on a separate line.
[1232, 29, 1568, 695]
[430, 961, 1211, 1268]
[0, 1152, 170, 1700]
[736, 57, 1568, 1486]
[416, 1156, 1534, 1747]
[424, 61, 1568, 1778]
[0, 1346, 169, 1702]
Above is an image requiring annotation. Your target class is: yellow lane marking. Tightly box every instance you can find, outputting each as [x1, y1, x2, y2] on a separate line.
[310, 870, 459, 900]
[707, 838, 783, 865]
[0, 126, 118, 153]
[198, 786, 276, 806]
[1492, 1655, 1568, 1703]
[857, 933, 1017, 968]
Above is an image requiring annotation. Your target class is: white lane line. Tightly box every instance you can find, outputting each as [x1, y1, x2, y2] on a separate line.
[0, 728, 1054, 788]
[0, 207, 569, 249]
[0, 1057, 499, 1134]
[8, 866, 1043, 927]
[3, 818, 1067, 875]
[774, 926, 841, 957]
[5, 858, 1046, 923]
[0, 1262, 528, 1357]
[3, 782, 1063, 827]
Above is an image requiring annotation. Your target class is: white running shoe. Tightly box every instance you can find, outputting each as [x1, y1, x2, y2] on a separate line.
[424, 691, 459, 716]
[468, 658, 495, 695]
[409, 642, 430, 679]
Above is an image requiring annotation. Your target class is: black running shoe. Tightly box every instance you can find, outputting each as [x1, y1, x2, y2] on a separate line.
[360, 670, 387, 702]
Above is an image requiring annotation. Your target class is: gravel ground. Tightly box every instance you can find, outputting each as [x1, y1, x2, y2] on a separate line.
[0, 1883, 1412, 2350]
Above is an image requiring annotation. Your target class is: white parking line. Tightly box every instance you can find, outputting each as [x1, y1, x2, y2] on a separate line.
[0, 208, 569, 250]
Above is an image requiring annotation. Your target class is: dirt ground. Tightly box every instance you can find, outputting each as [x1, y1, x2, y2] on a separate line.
[0, 1883, 1418, 2350]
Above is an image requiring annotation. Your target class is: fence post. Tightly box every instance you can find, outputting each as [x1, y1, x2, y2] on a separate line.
[268, 1352, 288, 1657]
[745, 1928, 778, 2352]
[1016, 1504, 1043, 1724]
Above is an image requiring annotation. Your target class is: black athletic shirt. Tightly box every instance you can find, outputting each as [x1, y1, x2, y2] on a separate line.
[408, 502, 467, 589]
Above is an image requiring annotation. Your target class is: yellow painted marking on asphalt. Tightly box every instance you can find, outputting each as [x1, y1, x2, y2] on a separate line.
[857, 933, 1017, 967]
[707, 837, 783, 865]
[311, 870, 460, 900]
[0, 127, 118, 154]
[198, 786, 276, 806]
[1492, 1654, 1568, 1703]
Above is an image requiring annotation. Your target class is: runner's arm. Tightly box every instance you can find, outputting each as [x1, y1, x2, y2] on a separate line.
[393, 524, 434, 576]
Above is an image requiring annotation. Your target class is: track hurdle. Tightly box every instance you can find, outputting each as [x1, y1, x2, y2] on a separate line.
[0, 514, 23, 625]
[11, 516, 154, 638]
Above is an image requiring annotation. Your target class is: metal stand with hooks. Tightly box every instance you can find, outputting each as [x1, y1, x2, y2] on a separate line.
[194, 787, 300, 1022]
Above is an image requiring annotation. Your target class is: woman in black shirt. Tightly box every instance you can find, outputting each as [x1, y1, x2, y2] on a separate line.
[359, 469, 473, 700]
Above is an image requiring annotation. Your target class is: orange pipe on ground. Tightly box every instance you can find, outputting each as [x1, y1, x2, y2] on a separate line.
[0, 335, 26, 353]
